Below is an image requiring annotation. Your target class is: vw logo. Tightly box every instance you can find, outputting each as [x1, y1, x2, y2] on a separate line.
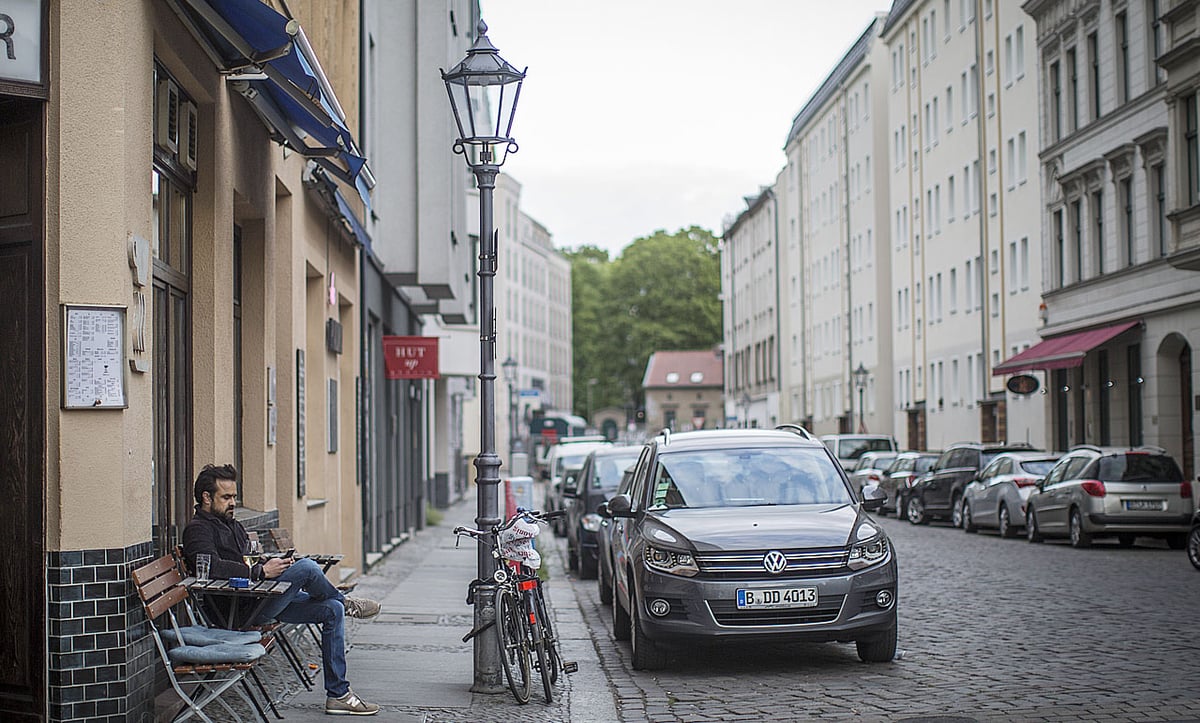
[763, 550, 788, 575]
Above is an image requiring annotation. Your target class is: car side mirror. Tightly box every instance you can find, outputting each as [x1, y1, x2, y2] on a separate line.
[860, 483, 887, 511]
[597, 501, 611, 518]
[562, 474, 579, 499]
[607, 493, 635, 518]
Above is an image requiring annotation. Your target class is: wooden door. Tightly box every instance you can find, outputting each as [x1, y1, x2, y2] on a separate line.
[0, 100, 46, 721]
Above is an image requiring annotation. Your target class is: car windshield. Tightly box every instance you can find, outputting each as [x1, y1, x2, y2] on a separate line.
[593, 453, 640, 490]
[1098, 454, 1182, 483]
[915, 456, 937, 472]
[556, 453, 590, 475]
[1019, 460, 1057, 476]
[648, 447, 852, 510]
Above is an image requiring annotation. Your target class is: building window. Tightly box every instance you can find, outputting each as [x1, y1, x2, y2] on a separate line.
[1067, 48, 1079, 131]
[1153, 163, 1167, 255]
[1015, 25, 1025, 78]
[1019, 236, 1029, 290]
[1072, 199, 1083, 282]
[1149, 0, 1165, 86]
[1088, 32, 1100, 120]
[1187, 95, 1199, 205]
[1054, 208, 1065, 288]
[1120, 177, 1133, 267]
[1050, 61, 1062, 141]
[1128, 343, 1143, 445]
[151, 64, 194, 557]
[1116, 12, 1129, 103]
[1093, 189, 1105, 275]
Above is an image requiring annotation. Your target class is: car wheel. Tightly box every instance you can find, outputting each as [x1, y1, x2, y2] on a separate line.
[612, 577, 631, 641]
[1166, 533, 1187, 550]
[1026, 509, 1043, 543]
[950, 494, 964, 528]
[1117, 533, 1136, 548]
[962, 500, 977, 533]
[630, 594, 668, 670]
[906, 496, 927, 525]
[1069, 508, 1092, 548]
[598, 560, 614, 605]
[855, 619, 898, 663]
[998, 504, 1016, 539]
[579, 553, 598, 580]
[1187, 527, 1200, 570]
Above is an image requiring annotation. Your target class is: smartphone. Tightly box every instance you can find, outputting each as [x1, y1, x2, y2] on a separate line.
[283, 548, 296, 559]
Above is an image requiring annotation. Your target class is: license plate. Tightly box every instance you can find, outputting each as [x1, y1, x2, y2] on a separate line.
[1124, 499, 1164, 511]
[736, 587, 817, 610]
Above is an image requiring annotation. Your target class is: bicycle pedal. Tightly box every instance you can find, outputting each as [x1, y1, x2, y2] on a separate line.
[561, 661, 578, 674]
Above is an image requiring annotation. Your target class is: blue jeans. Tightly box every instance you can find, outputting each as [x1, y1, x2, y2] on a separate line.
[251, 558, 349, 697]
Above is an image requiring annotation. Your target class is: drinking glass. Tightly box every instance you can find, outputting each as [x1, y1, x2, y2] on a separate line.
[195, 553, 211, 582]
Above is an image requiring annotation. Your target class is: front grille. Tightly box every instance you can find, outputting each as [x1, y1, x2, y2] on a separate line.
[707, 595, 845, 626]
[693, 547, 849, 580]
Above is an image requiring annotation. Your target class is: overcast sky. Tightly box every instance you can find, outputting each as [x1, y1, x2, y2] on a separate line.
[477, 0, 895, 257]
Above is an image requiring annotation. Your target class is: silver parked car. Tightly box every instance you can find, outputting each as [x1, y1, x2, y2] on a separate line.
[848, 451, 900, 497]
[1025, 445, 1192, 548]
[880, 451, 939, 516]
[961, 452, 1060, 538]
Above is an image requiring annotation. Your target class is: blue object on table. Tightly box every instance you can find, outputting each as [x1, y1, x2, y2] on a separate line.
[229, 577, 250, 589]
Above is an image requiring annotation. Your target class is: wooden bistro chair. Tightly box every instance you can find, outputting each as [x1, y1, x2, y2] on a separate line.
[132, 554, 277, 722]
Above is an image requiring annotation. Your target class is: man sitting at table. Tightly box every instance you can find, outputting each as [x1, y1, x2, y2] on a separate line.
[183, 463, 382, 717]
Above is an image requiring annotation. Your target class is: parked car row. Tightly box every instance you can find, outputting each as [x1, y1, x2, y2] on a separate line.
[893, 443, 1197, 556]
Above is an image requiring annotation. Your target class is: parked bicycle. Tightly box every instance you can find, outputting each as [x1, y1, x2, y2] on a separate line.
[454, 508, 576, 704]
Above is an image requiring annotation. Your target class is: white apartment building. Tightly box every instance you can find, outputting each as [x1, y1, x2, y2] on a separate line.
[779, 17, 894, 437]
[1015, 0, 1198, 478]
[882, 0, 1044, 449]
[722, 187, 782, 428]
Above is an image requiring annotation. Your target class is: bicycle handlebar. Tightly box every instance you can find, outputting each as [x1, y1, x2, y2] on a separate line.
[452, 508, 564, 540]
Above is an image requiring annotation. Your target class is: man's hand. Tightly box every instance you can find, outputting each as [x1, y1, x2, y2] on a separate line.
[262, 556, 293, 579]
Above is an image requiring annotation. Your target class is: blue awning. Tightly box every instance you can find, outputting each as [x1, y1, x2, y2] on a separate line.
[169, 0, 373, 208]
[307, 167, 373, 255]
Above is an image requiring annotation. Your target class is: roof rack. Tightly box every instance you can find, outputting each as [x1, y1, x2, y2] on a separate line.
[775, 423, 817, 441]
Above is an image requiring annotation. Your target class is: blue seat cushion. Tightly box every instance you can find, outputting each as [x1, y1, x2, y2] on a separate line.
[167, 642, 267, 665]
[163, 626, 263, 647]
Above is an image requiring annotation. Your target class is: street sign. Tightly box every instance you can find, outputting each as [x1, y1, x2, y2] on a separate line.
[1006, 374, 1040, 395]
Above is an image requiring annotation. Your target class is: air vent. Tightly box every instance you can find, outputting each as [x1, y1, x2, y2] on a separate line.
[155, 79, 180, 154]
[326, 318, 343, 355]
[180, 101, 198, 171]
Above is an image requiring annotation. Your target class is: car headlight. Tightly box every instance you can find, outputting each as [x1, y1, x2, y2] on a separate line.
[643, 545, 699, 577]
[581, 513, 602, 532]
[847, 537, 890, 570]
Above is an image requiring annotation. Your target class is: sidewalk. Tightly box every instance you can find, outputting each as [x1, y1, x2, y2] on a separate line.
[274, 484, 619, 723]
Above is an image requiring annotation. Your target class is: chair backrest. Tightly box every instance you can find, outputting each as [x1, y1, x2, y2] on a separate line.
[132, 555, 189, 623]
[268, 527, 293, 553]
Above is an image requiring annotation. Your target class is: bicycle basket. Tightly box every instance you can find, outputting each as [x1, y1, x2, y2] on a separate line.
[498, 517, 542, 569]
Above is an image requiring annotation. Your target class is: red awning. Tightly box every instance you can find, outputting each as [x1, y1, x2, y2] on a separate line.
[992, 320, 1141, 376]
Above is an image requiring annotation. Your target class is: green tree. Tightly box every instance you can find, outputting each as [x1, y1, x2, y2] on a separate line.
[567, 227, 722, 421]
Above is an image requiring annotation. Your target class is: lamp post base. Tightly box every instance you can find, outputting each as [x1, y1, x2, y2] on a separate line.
[470, 581, 506, 694]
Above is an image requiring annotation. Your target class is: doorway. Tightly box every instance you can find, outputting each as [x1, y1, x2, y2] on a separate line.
[0, 98, 47, 721]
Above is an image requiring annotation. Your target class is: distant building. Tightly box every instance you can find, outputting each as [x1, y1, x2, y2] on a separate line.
[643, 350, 725, 432]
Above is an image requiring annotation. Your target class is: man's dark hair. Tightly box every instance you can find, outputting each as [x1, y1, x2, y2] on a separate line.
[194, 464, 238, 506]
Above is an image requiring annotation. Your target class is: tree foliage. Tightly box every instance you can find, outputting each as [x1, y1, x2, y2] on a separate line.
[566, 227, 722, 419]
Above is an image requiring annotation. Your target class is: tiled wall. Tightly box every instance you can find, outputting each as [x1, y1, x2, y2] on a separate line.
[47, 542, 156, 723]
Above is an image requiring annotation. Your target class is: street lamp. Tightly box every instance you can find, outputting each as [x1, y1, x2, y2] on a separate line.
[442, 19, 525, 694]
[502, 356, 519, 461]
[853, 363, 869, 433]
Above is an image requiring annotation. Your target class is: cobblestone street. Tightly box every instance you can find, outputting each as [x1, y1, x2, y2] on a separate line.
[559, 514, 1200, 722]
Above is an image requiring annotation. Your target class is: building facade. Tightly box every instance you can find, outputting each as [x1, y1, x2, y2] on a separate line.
[644, 350, 726, 432]
[882, 0, 1045, 450]
[0, 1, 376, 719]
[722, 187, 782, 428]
[1017, 0, 1196, 478]
[782, 16, 894, 438]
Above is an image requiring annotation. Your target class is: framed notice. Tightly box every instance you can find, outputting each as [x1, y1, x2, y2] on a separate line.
[61, 304, 127, 409]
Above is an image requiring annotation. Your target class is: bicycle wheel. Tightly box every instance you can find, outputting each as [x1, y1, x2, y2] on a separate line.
[496, 589, 531, 704]
[533, 585, 560, 685]
[527, 591, 554, 703]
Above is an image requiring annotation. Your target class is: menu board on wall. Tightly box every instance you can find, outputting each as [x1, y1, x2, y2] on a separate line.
[62, 304, 127, 409]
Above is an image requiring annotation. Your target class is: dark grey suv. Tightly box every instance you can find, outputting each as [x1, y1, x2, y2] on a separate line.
[603, 428, 898, 670]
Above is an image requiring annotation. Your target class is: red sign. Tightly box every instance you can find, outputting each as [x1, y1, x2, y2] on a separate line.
[382, 336, 439, 379]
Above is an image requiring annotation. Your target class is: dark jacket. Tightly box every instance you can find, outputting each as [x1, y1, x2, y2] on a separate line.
[182, 507, 265, 581]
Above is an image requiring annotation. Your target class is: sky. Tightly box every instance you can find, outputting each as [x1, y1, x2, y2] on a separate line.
[478, 0, 895, 257]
